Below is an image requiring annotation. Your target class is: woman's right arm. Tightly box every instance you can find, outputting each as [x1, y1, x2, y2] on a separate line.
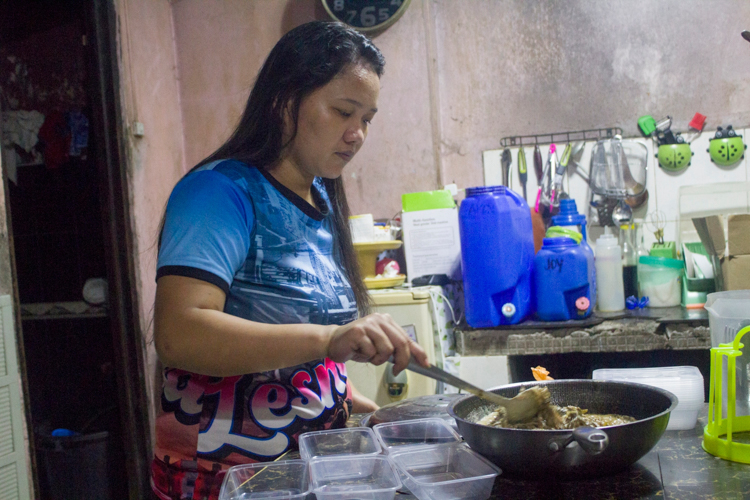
[154, 275, 429, 377]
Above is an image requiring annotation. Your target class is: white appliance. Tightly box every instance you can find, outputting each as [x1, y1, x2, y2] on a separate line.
[346, 288, 437, 407]
[346, 286, 511, 406]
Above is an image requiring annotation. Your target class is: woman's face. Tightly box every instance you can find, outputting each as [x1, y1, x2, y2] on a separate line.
[280, 63, 380, 180]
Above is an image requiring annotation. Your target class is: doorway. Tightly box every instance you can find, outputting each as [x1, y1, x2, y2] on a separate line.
[0, 0, 149, 498]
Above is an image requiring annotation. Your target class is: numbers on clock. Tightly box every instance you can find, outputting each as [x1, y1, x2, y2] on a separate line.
[323, 0, 410, 32]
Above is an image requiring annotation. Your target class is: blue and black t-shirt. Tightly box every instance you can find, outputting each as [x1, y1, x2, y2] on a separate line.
[152, 160, 357, 499]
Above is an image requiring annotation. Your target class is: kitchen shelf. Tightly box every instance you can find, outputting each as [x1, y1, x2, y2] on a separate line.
[20, 301, 107, 320]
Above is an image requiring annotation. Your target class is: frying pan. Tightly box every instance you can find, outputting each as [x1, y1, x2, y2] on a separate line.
[448, 380, 677, 479]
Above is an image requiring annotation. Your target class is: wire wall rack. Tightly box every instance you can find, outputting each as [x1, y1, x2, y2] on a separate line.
[500, 127, 624, 148]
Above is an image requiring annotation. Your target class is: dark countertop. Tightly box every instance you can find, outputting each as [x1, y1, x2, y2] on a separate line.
[455, 306, 712, 357]
[484, 405, 749, 500]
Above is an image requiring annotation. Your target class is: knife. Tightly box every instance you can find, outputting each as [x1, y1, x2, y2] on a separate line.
[501, 148, 512, 187]
[518, 145, 528, 201]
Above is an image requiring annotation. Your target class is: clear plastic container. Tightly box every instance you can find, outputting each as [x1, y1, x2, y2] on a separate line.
[309, 455, 401, 500]
[637, 256, 683, 307]
[218, 460, 309, 500]
[705, 291, 750, 410]
[372, 418, 461, 453]
[592, 366, 704, 430]
[389, 443, 500, 500]
[298, 427, 382, 461]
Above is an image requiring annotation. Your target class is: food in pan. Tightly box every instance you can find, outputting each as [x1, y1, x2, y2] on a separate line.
[476, 386, 636, 430]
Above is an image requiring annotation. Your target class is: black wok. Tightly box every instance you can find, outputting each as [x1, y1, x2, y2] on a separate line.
[448, 380, 678, 479]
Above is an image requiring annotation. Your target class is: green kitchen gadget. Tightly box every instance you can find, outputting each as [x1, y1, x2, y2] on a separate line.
[656, 143, 693, 171]
[708, 125, 747, 166]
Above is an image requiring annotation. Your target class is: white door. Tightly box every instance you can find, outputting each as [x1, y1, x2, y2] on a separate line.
[0, 295, 31, 499]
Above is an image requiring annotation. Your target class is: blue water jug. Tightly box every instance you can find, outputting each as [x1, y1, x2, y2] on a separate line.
[534, 237, 593, 321]
[459, 186, 534, 327]
[551, 199, 596, 308]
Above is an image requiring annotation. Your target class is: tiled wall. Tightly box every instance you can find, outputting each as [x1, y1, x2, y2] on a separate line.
[482, 127, 750, 253]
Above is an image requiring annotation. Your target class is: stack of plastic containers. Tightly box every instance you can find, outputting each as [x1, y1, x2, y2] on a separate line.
[300, 428, 401, 499]
[220, 420, 501, 500]
[592, 366, 704, 430]
[373, 418, 500, 500]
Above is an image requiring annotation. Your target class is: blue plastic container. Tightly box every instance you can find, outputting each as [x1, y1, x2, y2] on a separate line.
[459, 186, 534, 327]
[551, 199, 596, 308]
[534, 237, 593, 321]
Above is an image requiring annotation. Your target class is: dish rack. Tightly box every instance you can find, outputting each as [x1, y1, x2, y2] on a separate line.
[703, 325, 750, 464]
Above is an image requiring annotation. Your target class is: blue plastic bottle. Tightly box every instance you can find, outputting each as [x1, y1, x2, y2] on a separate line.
[459, 186, 534, 327]
[534, 237, 593, 321]
[551, 199, 596, 308]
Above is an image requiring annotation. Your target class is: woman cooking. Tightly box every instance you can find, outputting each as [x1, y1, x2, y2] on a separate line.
[150, 21, 429, 500]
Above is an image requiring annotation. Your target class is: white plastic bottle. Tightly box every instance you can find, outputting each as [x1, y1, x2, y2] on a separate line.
[595, 227, 625, 311]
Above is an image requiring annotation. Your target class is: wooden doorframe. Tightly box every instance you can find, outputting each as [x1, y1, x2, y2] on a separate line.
[86, 0, 152, 497]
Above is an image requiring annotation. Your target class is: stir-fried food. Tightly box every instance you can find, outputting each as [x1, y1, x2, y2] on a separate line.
[476, 386, 636, 430]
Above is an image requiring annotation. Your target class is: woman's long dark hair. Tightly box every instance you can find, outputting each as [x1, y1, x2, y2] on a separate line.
[163, 21, 384, 317]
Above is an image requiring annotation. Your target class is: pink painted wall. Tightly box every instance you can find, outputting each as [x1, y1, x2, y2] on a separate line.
[114, 0, 187, 428]
[171, 0, 439, 220]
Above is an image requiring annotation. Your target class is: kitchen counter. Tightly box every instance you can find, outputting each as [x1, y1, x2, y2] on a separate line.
[455, 306, 711, 357]
[341, 405, 749, 499]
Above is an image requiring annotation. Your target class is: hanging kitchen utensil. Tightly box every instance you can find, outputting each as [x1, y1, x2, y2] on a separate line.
[611, 199, 633, 226]
[569, 140, 587, 176]
[533, 144, 543, 185]
[551, 143, 571, 207]
[589, 137, 648, 199]
[647, 211, 666, 245]
[518, 146, 528, 201]
[535, 144, 556, 213]
[501, 148, 512, 187]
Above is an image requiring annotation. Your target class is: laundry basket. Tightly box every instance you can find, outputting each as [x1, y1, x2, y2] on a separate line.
[703, 326, 750, 464]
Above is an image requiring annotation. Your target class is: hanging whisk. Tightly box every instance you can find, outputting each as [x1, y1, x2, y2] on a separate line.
[647, 211, 666, 245]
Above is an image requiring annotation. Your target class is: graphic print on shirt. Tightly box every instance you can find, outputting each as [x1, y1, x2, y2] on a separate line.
[214, 164, 358, 327]
[161, 357, 350, 462]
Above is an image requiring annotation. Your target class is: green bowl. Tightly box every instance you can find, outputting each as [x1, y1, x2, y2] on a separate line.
[656, 144, 693, 171]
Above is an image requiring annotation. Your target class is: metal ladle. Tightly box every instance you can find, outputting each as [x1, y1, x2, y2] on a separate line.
[611, 198, 633, 225]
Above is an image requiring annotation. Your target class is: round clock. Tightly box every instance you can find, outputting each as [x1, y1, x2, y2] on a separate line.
[322, 0, 411, 32]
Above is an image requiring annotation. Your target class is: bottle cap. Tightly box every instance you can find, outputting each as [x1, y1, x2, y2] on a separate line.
[551, 199, 587, 227]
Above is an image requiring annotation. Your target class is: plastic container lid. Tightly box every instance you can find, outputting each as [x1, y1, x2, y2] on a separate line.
[389, 443, 500, 500]
[638, 256, 684, 269]
[298, 427, 382, 461]
[219, 460, 309, 500]
[465, 185, 506, 197]
[592, 366, 704, 409]
[373, 418, 461, 453]
[309, 455, 401, 499]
